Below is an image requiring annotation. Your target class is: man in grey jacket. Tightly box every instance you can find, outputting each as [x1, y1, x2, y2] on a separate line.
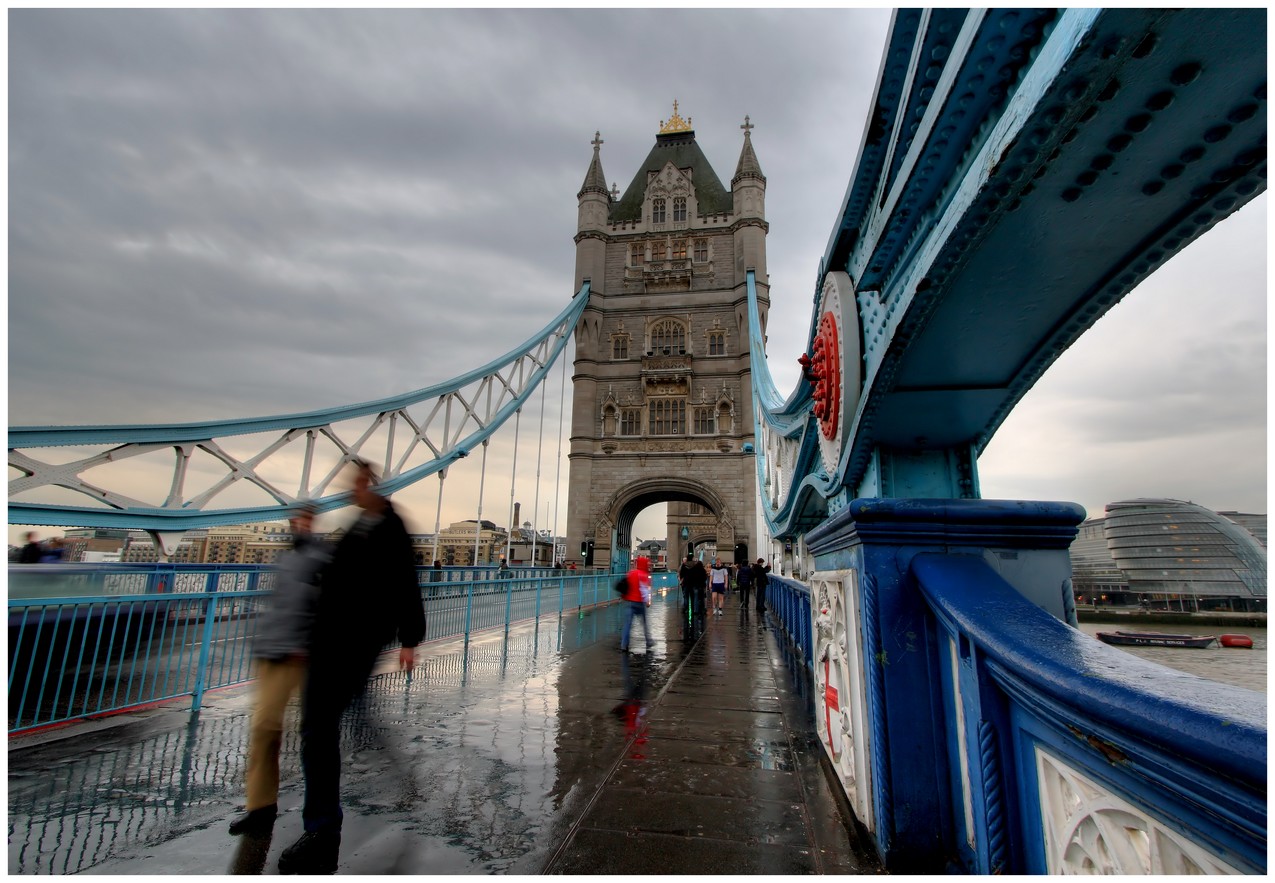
[229, 502, 329, 836]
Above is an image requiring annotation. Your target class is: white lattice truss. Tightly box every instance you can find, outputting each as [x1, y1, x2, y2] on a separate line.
[9, 287, 589, 532]
[1035, 747, 1247, 874]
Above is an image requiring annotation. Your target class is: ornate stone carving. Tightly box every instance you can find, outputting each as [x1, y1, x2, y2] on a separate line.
[1035, 749, 1245, 874]
[812, 569, 874, 831]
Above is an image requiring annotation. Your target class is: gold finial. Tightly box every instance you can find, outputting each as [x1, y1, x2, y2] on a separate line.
[658, 99, 693, 134]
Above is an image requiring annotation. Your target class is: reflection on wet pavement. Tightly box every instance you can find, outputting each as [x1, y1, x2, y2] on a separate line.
[9, 599, 679, 874]
[9, 592, 879, 875]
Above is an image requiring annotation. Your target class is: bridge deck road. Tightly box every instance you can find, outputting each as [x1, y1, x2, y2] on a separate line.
[8, 589, 881, 875]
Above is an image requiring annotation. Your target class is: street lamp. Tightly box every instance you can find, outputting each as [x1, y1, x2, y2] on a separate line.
[681, 524, 691, 559]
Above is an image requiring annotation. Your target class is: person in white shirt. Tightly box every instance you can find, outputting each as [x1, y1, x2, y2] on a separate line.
[709, 559, 729, 616]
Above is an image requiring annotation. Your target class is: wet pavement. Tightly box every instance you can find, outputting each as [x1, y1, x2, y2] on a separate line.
[8, 591, 883, 875]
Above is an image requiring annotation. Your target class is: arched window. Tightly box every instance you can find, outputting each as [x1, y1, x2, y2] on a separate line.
[621, 408, 641, 436]
[673, 197, 687, 223]
[652, 199, 666, 224]
[693, 239, 708, 262]
[694, 407, 715, 435]
[708, 330, 726, 355]
[649, 398, 685, 435]
[649, 239, 666, 262]
[630, 243, 644, 266]
[671, 239, 687, 260]
[612, 335, 629, 360]
[650, 319, 687, 354]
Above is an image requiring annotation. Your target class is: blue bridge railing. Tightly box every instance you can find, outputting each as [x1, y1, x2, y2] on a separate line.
[8, 563, 623, 735]
[910, 554, 1265, 874]
[766, 576, 814, 673]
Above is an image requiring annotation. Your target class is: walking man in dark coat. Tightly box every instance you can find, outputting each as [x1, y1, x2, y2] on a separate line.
[753, 558, 770, 615]
[278, 459, 426, 875]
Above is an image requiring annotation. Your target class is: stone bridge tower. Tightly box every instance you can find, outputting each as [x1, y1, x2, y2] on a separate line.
[567, 103, 769, 571]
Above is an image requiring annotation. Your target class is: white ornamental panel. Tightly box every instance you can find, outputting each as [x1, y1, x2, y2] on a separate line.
[812, 568, 874, 831]
[1035, 747, 1246, 874]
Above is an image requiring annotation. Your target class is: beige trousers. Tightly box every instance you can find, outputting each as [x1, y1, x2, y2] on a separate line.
[245, 656, 306, 810]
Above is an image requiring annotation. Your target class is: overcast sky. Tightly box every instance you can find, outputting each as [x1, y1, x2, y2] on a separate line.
[8, 9, 1267, 549]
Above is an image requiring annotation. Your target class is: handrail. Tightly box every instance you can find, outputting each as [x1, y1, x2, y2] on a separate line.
[911, 552, 1265, 873]
[8, 562, 619, 735]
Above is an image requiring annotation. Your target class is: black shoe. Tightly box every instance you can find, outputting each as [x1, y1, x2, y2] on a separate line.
[278, 829, 341, 875]
[228, 804, 277, 835]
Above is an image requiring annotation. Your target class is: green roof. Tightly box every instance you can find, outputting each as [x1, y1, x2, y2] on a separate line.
[610, 131, 733, 223]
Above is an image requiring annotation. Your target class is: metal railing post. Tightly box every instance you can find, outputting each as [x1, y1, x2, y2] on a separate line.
[190, 577, 220, 713]
[463, 578, 474, 654]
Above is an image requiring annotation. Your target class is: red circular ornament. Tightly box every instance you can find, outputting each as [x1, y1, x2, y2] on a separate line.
[811, 310, 841, 441]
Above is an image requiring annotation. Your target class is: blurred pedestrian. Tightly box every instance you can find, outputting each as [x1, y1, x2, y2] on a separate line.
[278, 460, 425, 875]
[17, 531, 41, 564]
[619, 555, 653, 653]
[230, 502, 328, 837]
[38, 537, 65, 563]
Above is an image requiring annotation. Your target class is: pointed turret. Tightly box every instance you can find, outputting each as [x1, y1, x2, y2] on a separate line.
[578, 131, 610, 198]
[732, 115, 766, 185]
[575, 131, 610, 292]
[732, 115, 767, 284]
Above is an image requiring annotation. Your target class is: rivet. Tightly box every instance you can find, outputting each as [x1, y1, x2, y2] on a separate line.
[1141, 180, 1165, 196]
[1203, 125, 1232, 143]
[1236, 147, 1263, 166]
[1228, 103, 1259, 123]
[1179, 145, 1206, 163]
[1098, 79, 1121, 102]
[1061, 187, 1082, 202]
[1213, 196, 1237, 211]
[1124, 113, 1152, 133]
[1145, 91, 1174, 111]
[1131, 33, 1157, 59]
[1108, 133, 1133, 152]
[1090, 154, 1114, 170]
[1170, 63, 1203, 86]
[1160, 163, 1184, 179]
[1079, 106, 1099, 123]
[1076, 170, 1098, 186]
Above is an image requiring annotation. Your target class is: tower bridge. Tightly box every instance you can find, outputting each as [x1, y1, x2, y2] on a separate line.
[8, 7, 1266, 875]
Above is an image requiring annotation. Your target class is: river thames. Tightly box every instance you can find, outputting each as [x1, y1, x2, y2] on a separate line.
[1077, 622, 1267, 693]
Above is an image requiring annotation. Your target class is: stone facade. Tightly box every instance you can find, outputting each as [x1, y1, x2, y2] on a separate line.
[566, 107, 769, 570]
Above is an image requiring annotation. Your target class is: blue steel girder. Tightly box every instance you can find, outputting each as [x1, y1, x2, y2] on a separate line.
[8, 285, 590, 531]
[822, 7, 1265, 498]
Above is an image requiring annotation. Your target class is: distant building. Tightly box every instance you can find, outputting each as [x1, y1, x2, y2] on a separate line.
[633, 538, 668, 570]
[1218, 511, 1266, 547]
[435, 519, 507, 567]
[1070, 499, 1267, 612]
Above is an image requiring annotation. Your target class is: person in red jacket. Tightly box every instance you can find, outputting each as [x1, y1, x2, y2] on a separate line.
[619, 556, 654, 653]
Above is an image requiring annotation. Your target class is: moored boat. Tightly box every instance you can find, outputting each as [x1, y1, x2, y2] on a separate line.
[1096, 630, 1219, 649]
[1219, 633, 1254, 649]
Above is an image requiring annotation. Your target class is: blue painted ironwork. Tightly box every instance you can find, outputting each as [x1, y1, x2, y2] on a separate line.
[767, 575, 814, 672]
[8, 562, 619, 734]
[749, 8, 1267, 533]
[915, 553, 1265, 874]
[9, 284, 589, 532]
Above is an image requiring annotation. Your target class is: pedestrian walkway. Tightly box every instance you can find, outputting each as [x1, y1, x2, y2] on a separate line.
[7, 590, 882, 875]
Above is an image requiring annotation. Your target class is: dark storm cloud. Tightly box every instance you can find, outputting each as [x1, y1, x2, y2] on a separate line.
[8, 8, 1266, 525]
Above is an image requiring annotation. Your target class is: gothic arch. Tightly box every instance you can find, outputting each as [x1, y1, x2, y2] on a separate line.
[591, 475, 735, 553]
